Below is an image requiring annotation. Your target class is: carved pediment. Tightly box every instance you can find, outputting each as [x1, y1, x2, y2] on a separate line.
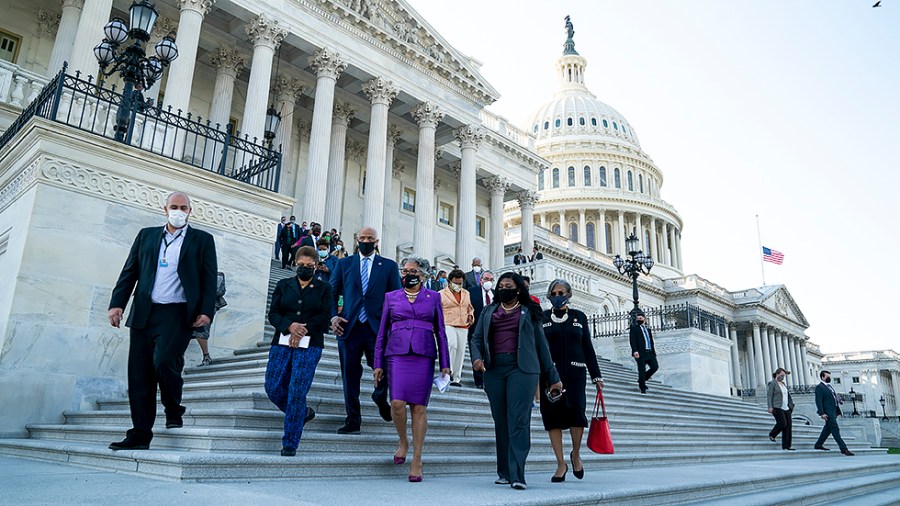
[760, 286, 809, 327]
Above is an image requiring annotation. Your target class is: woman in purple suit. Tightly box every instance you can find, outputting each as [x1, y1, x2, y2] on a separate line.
[374, 255, 451, 483]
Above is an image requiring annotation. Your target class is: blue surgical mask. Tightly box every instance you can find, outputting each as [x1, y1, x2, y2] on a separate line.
[318, 250, 328, 258]
[550, 295, 569, 309]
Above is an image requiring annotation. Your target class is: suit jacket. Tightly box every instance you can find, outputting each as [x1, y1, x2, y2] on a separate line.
[276, 223, 284, 242]
[299, 234, 319, 249]
[470, 305, 560, 384]
[815, 382, 843, 417]
[330, 253, 401, 338]
[280, 223, 300, 247]
[766, 380, 795, 411]
[513, 253, 527, 265]
[440, 286, 474, 328]
[530, 252, 544, 262]
[467, 285, 493, 337]
[109, 225, 218, 329]
[629, 323, 656, 357]
[463, 269, 482, 290]
[374, 289, 450, 370]
[268, 276, 332, 348]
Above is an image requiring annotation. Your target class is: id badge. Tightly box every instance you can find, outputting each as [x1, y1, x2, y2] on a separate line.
[159, 259, 169, 267]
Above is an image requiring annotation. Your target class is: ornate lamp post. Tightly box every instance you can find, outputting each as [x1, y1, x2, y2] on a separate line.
[613, 233, 654, 318]
[849, 387, 859, 416]
[93, 1, 178, 142]
[880, 395, 888, 420]
[263, 106, 281, 148]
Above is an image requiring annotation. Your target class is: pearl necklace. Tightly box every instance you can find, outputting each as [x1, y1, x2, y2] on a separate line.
[550, 310, 569, 324]
[404, 289, 420, 301]
[500, 301, 520, 313]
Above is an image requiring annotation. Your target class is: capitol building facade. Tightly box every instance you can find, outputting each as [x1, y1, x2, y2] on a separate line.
[0, 0, 897, 436]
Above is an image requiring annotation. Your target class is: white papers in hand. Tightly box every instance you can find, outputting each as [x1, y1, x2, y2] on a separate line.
[278, 333, 310, 348]
[433, 374, 450, 393]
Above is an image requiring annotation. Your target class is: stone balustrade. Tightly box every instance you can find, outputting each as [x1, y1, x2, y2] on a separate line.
[0, 61, 50, 111]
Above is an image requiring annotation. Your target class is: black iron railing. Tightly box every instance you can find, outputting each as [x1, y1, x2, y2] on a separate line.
[738, 388, 757, 398]
[588, 303, 729, 339]
[0, 66, 281, 192]
[790, 385, 816, 395]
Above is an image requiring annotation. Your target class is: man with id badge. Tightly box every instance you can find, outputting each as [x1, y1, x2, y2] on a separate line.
[107, 192, 218, 451]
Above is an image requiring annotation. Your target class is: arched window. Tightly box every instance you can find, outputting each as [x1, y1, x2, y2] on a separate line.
[638, 174, 644, 193]
[614, 168, 621, 188]
[533, 125, 538, 133]
[599, 166, 607, 187]
[586, 223, 595, 249]
[602, 305, 610, 315]
[604, 223, 612, 254]
[579, 117, 585, 126]
[591, 118, 597, 126]
[552, 224, 561, 235]
[583, 166, 591, 186]
[567, 117, 573, 126]
[613, 122, 619, 130]
[567, 166, 575, 187]
[544, 121, 549, 130]
[555, 119, 561, 128]
[538, 169, 545, 191]
[627, 171, 634, 191]
[552, 168, 560, 188]
[644, 230, 651, 252]
[569, 223, 578, 241]
[602, 119, 609, 128]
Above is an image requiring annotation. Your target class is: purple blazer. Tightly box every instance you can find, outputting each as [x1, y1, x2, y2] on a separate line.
[374, 288, 450, 370]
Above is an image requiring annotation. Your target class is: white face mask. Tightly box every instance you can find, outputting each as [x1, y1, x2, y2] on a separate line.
[473, 265, 482, 273]
[335, 245, 343, 251]
[482, 281, 494, 291]
[167, 209, 188, 229]
[449, 282, 462, 293]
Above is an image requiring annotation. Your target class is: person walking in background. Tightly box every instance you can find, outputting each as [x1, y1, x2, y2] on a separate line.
[275, 216, 286, 260]
[471, 272, 562, 490]
[107, 192, 218, 451]
[440, 269, 474, 386]
[265, 246, 331, 456]
[192, 271, 227, 366]
[467, 270, 495, 389]
[331, 239, 348, 260]
[540, 279, 603, 482]
[330, 226, 401, 434]
[300, 223, 322, 249]
[814, 370, 854, 455]
[629, 309, 658, 394]
[766, 367, 795, 451]
[280, 216, 301, 269]
[314, 238, 338, 284]
[373, 256, 450, 482]
[464, 257, 484, 290]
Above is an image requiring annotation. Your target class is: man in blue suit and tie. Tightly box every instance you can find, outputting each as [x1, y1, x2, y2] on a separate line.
[814, 370, 854, 455]
[331, 226, 402, 434]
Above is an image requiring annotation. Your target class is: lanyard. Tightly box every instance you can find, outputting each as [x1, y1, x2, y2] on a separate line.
[162, 231, 183, 262]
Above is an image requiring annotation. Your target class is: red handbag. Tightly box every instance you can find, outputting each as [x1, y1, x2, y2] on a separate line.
[587, 390, 614, 454]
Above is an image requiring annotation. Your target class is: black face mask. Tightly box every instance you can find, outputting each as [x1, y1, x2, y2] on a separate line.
[296, 266, 315, 281]
[496, 288, 518, 304]
[358, 241, 376, 256]
[824, 377, 831, 384]
[403, 274, 421, 288]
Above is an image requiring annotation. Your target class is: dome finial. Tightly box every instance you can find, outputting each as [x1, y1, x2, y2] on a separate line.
[563, 15, 578, 55]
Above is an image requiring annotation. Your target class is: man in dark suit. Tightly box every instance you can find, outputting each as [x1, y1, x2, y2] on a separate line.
[107, 192, 218, 450]
[330, 226, 401, 434]
[463, 257, 484, 290]
[814, 370, 854, 455]
[529, 246, 544, 262]
[629, 309, 658, 394]
[513, 248, 527, 265]
[280, 216, 301, 268]
[299, 223, 322, 249]
[466, 270, 494, 389]
[275, 216, 286, 260]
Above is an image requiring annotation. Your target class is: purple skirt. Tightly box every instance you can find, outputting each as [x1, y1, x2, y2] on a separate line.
[387, 354, 435, 406]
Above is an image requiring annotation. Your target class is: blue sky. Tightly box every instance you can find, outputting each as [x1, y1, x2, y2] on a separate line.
[407, 0, 900, 353]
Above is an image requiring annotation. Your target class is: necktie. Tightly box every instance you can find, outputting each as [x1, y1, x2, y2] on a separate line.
[359, 257, 370, 323]
[485, 290, 491, 305]
[642, 326, 651, 350]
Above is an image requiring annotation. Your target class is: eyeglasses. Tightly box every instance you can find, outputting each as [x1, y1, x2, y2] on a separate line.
[400, 269, 422, 275]
[296, 262, 316, 269]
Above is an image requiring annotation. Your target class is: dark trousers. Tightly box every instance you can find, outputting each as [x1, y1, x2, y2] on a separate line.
[127, 303, 192, 440]
[280, 244, 293, 268]
[815, 414, 847, 450]
[483, 353, 539, 485]
[265, 345, 323, 450]
[635, 353, 659, 390]
[467, 331, 484, 388]
[769, 408, 793, 449]
[337, 322, 388, 428]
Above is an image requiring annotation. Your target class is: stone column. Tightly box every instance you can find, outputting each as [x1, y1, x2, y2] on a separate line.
[485, 176, 509, 270]
[662, 222, 671, 265]
[164, 0, 215, 120]
[676, 229, 684, 269]
[454, 125, 483, 265]
[752, 322, 766, 390]
[634, 213, 642, 244]
[273, 76, 305, 194]
[617, 210, 626, 254]
[745, 328, 757, 390]
[792, 338, 803, 387]
[362, 77, 398, 232]
[47, 0, 84, 77]
[649, 216, 659, 261]
[773, 328, 785, 374]
[558, 210, 566, 236]
[729, 324, 742, 391]
[800, 341, 810, 386]
[300, 48, 347, 222]
[540, 213, 547, 229]
[766, 325, 778, 375]
[598, 210, 607, 254]
[577, 209, 587, 246]
[411, 101, 444, 260]
[381, 125, 402, 254]
[759, 324, 772, 381]
[322, 102, 355, 229]
[242, 14, 286, 144]
[891, 371, 900, 415]
[205, 48, 245, 170]
[787, 335, 799, 388]
[68, 0, 113, 77]
[518, 191, 539, 255]
[668, 225, 677, 267]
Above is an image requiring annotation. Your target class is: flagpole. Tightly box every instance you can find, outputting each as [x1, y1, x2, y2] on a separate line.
[756, 214, 765, 286]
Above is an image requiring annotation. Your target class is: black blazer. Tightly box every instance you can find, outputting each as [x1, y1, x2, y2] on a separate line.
[629, 323, 656, 357]
[280, 223, 300, 246]
[463, 270, 481, 290]
[268, 276, 333, 348]
[815, 382, 843, 417]
[542, 309, 603, 382]
[109, 225, 218, 329]
[299, 234, 319, 249]
[470, 305, 560, 384]
[467, 285, 492, 339]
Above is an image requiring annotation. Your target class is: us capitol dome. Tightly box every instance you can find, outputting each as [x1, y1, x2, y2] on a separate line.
[506, 21, 685, 279]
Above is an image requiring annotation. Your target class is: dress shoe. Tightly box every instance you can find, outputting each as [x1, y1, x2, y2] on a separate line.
[639, 388, 647, 394]
[165, 417, 183, 429]
[408, 475, 423, 483]
[450, 382, 462, 387]
[769, 436, 776, 442]
[570, 451, 584, 479]
[551, 464, 567, 483]
[841, 449, 855, 456]
[511, 482, 527, 490]
[337, 424, 360, 435]
[372, 393, 392, 422]
[814, 445, 831, 451]
[281, 448, 296, 457]
[304, 407, 316, 424]
[784, 448, 796, 451]
[494, 478, 510, 485]
[109, 433, 150, 451]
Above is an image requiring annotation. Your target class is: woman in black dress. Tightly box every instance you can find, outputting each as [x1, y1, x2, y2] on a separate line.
[540, 279, 604, 482]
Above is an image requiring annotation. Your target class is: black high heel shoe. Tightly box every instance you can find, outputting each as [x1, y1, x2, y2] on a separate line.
[570, 451, 584, 479]
[551, 464, 567, 483]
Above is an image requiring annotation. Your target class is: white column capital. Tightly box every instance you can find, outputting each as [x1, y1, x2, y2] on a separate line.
[412, 101, 444, 128]
[484, 175, 509, 197]
[454, 125, 484, 149]
[387, 124, 403, 147]
[37, 9, 61, 39]
[332, 102, 355, 126]
[309, 48, 347, 80]
[176, 0, 215, 16]
[363, 77, 398, 106]
[450, 161, 462, 177]
[246, 14, 286, 50]
[151, 17, 179, 40]
[62, 0, 85, 8]
[209, 48, 246, 78]
[516, 190, 540, 209]
[392, 159, 405, 179]
[273, 75, 306, 104]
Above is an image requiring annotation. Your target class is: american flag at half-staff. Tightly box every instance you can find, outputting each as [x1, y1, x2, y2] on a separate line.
[762, 246, 784, 265]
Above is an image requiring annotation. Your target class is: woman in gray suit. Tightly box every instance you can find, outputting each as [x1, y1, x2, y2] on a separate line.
[766, 367, 795, 450]
[471, 272, 561, 490]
